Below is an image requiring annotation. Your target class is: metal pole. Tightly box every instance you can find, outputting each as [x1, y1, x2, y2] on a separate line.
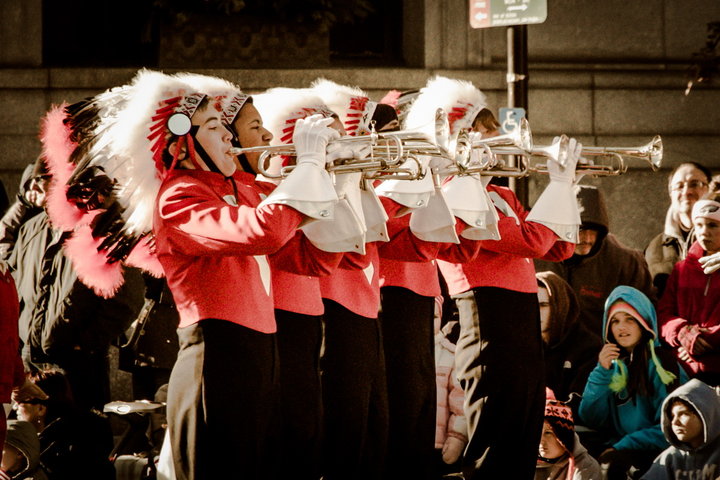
[507, 24, 529, 206]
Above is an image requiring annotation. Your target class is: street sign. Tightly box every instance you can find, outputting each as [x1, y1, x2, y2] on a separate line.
[498, 107, 526, 134]
[469, 0, 547, 29]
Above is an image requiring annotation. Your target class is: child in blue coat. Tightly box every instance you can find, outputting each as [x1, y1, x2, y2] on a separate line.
[579, 286, 688, 479]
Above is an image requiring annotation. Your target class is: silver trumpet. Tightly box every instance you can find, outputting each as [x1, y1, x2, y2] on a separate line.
[436, 118, 535, 177]
[229, 109, 453, 180]
[530, 135, 664, 176]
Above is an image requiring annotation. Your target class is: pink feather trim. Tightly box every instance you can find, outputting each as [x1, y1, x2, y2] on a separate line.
[380, 90, 401, 107]
[125, 238, 165, 278]
[40, 104, 87, 230]
[63, 226, 125, 298]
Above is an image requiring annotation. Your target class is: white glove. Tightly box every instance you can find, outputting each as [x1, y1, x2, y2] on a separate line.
[548, 136, 582, 182]
[700, 252, 720, 274]
[526, 136, 583, 243]
[294, 114, 341, 168]
[326, 140, 372, 164]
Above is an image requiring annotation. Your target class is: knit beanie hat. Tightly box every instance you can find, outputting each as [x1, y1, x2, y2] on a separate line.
[544, 388, 575, 454]
[544, 388, 576, 480]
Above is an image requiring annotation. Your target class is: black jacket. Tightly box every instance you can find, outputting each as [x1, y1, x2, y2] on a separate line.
[9, 212, 143, 367]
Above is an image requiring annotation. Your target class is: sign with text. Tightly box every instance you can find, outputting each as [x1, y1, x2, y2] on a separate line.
[469, 0, 547, 29]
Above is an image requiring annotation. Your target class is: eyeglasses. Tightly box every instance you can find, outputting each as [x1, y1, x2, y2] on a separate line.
[670, 180, 708, 192]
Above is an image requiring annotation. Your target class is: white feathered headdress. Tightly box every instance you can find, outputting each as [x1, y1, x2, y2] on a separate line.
[404, 76, 487, 137]
[44, 69, 219, 297]
[173, 72, 251, 128]
[310, 78, 377, 136]
[253, 87, 336, 146]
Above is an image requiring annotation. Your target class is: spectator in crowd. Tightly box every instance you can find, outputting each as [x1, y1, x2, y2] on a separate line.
[434, 309, 466, 478]
[641, 378, 720, 480]
[536, 271, 603, 418]
[645, 162, 711, 297]
[536, 185, 655, 338]
[118, 274, 179, 402]
[535, 388, 600, 480]
[0, 270, 46, 470]
[709, 173, 720, 193]
[0, 157, 48, 268]
[658, 192, 720, 386]
[0, 179, 8, 218]
[13, 368, 115, 479]
[579, 286, 687, 480]
[8, 208, 144, 411]
[472, 107, 501, 138]
[1, 420, 47, 480]
[438, 124, 582, 478]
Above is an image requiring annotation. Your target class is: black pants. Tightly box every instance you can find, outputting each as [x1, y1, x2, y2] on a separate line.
[380, 286, 437, 480]
[275, 309, 324, 480]
[454, 288, 545, 480]
[166, 319, 279, 480]
[320, 299, 389, 480]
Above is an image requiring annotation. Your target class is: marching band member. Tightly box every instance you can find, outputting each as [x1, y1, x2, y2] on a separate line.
[310, 78, 482, 480]
[83, 69, 340, 480]
[437, 115, 583, 478]
[373, 77, 491, 480]
[251, 87, 348, 480]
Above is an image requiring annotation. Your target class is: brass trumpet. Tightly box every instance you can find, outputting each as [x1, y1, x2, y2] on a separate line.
[229, 108, 453, 180]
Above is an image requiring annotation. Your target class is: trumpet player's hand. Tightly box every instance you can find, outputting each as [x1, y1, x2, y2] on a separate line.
[548, 136, 582, 184]
[700, 251, 720, 274]
[326, 141, 372, 163]
[294, 114, 341, 168]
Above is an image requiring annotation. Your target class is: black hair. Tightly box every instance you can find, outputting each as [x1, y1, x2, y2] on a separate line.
[30, 368, 76, 425]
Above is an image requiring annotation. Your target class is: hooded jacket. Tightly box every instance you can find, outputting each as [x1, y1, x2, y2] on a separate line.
[534, 433, 600, 480]
[0, 162, 42, 263]
[536, 186, 656, 338]
[3, 420, 48, 480]
[645, 206, 695, 297]
[579, 286, 688, 451]
[640, 379, 720, 480]
[9, 212, 143, 367]
[537, 271, 603, 418]
[658, 241, 720, 377]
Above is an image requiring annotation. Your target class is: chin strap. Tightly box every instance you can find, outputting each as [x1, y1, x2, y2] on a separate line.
[188, 125, 221, 174]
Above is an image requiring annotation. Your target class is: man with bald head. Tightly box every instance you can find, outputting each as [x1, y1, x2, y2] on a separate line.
[645, 162, 712, 297]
